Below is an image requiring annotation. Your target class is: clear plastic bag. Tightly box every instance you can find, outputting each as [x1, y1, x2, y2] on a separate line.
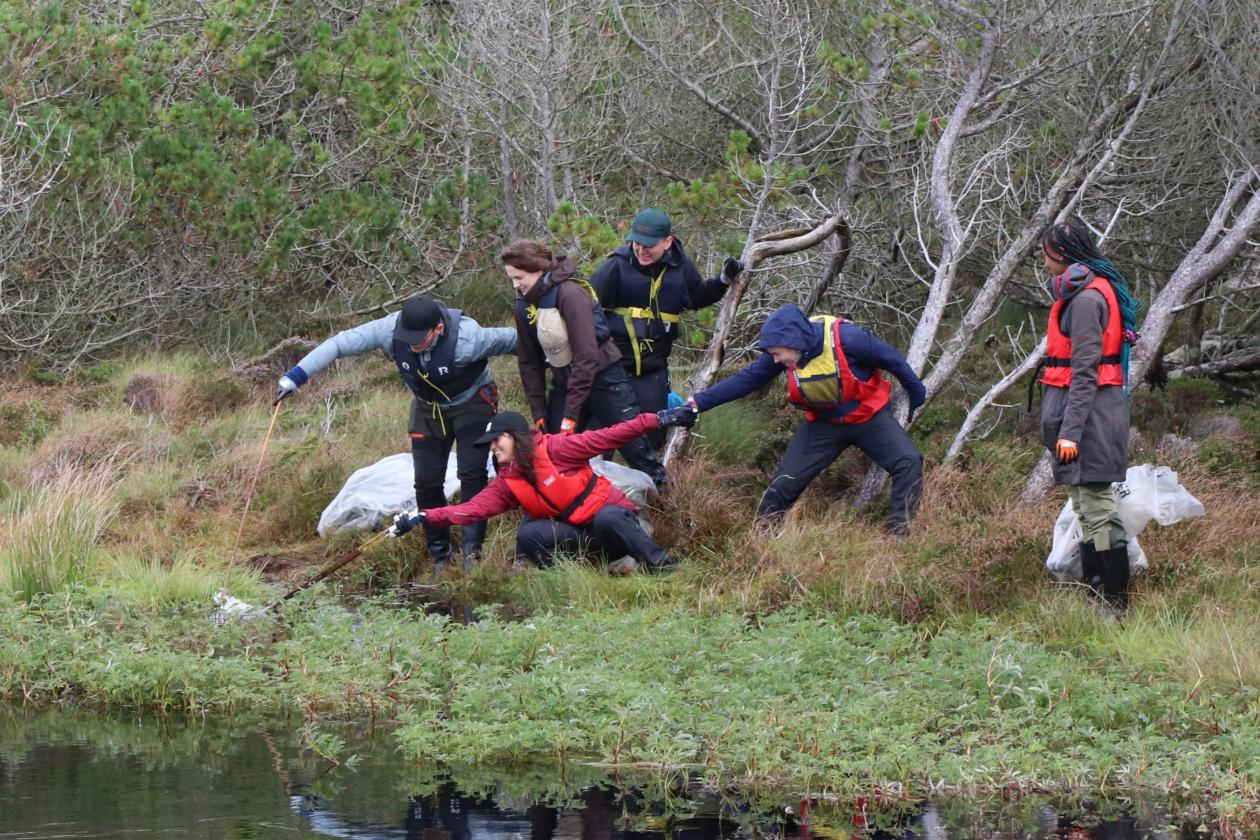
[590, 457, 657, 505]
[1045, 464, 1205, 581]
[317, 452, 462, 537]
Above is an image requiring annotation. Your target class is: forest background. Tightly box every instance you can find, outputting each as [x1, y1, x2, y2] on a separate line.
[3, 0, 1258, 441]
[3, 0, 1260, 825]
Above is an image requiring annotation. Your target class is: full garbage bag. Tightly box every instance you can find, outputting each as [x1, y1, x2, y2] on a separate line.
[1045, 464, 1205, 581]
[317, 452, 461, 537]
[317, 453, 657, 537]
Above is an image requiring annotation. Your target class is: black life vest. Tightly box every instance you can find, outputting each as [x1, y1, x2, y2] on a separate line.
[392, 307, 486, 403]
[602, 245, 688, 375]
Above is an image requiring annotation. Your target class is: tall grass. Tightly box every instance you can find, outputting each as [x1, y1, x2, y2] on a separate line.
[0, 459, 121, 600]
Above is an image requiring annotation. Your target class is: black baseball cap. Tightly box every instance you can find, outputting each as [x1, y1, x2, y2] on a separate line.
[393, 297, 443, 344]
[474, 411, 532, 446]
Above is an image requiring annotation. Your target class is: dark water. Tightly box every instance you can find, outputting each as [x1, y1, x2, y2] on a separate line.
[0, 711, 1213, 839]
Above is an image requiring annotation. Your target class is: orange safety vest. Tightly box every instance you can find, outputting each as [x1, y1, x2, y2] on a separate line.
[1041, 275, 1125, 388]
[502, 435, 611, 525]
[785, 316, 891, 425]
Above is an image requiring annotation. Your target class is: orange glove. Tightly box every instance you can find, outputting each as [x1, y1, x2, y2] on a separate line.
[559, 417, 577, 435]
[1055, 438, 1079, 464]
[534, 417, 547, 431]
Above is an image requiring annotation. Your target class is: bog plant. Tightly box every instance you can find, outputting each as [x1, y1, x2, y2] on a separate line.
[0, 461, 121, 601]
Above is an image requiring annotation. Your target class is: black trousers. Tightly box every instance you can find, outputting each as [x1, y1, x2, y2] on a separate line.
[759, 407, 924, 533]
[515, 505, 670, 567]
[409, 389, 497, 551]
[626, 367, 671, 449]
[546, 364, 666, 486]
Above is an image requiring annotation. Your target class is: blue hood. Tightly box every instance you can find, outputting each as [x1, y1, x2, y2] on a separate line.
[758, 305, 822, 356]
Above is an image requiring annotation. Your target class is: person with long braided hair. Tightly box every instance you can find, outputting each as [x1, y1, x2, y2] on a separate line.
[1038, 220, 1141, 612]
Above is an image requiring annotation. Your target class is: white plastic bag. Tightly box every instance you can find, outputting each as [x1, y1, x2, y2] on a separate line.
[317, 452, 462, 537]
[1045, 464, 1205, 581]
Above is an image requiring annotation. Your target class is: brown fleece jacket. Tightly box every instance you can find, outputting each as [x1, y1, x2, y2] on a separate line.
[515, 258, 621, 422]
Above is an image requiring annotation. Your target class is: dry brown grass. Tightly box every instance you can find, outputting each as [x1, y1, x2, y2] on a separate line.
[639, 450, 1260, 621]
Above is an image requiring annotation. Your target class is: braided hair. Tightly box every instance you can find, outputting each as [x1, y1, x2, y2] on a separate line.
[1042, 220, 1141, 388]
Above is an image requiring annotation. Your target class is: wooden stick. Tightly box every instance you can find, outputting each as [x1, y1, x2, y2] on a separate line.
[265, 529, 393, 612]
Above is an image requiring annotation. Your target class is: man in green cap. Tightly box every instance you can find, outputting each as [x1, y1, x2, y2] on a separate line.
[590, 208, 743, 445]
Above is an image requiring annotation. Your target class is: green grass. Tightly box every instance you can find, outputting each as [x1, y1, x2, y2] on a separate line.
[0, 461, 120, 601]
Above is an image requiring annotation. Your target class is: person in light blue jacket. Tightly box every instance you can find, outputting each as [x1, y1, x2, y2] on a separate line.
[275, 297, 516, 572]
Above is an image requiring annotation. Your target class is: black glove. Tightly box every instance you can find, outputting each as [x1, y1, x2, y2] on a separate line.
[388, 510, 425, 538]
[657, 405, 698, 429]
[274, 375, 299, 405]
[722, 257, 744, 282]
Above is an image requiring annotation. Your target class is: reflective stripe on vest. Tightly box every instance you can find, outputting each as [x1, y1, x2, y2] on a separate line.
[611, 268, 682, 376]
[785, 316, 892, 425]
[502, 435, 612, 526]
[1040, 276, 1125, 388]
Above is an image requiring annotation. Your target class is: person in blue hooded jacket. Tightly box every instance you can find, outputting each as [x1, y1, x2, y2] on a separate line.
[688, 305, 926, 536]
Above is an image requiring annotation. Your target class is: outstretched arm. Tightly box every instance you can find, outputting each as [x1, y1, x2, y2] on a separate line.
[283, 313, 397, 387]
[454, 316, 518, 363]
[691, 353, 784, 411]
[546, 413, 662, 466]
[423, 478, 519, 528]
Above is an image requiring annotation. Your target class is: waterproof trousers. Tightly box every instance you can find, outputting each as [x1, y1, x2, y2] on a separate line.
[1068, 482, 1126, 551]
[409, 389, 497, 558]
[625, 367, 671, 449]
[758, 407, 924, 534]
[515, 505, 670, 568]
[546, 364, 667, 487]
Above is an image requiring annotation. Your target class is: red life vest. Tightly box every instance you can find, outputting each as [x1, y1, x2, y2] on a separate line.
[785, 316, 892, 425]
[502, 434, 611, 525]
[1040, 275, 1125, 387]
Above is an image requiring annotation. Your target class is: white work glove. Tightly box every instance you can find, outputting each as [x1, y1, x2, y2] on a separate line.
[274, 375, 299, 405]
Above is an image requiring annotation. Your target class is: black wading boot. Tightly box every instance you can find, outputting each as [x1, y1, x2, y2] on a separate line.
[460, 520, 487, 574]
[1078, 541, 1104, 598]
[423, 523, 454, 579]
[1098, 543, 1130, 614]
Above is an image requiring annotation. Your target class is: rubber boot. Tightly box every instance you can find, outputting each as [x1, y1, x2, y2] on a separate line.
[1098, 543, 1130, 613]
[1078, 541, 1104, 597]
[423, 523, 454, 579]
[460, 520, 487, 574]
[642, 551, 678, 575]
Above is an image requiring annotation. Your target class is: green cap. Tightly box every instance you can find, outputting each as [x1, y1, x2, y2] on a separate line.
[626, 208, 672, 246]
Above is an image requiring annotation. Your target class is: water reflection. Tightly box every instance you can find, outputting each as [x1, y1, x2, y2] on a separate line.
[0, 711, 1213, 839]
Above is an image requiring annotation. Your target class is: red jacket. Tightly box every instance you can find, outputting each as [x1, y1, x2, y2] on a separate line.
[423, 413, 661, 527]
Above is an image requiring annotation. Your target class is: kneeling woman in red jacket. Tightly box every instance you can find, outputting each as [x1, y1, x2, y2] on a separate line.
[389, 407, 696, 572]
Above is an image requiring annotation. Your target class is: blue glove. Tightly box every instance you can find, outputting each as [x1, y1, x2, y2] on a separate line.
[388, 510, 425, 537]
[667, 391, 686, 410]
